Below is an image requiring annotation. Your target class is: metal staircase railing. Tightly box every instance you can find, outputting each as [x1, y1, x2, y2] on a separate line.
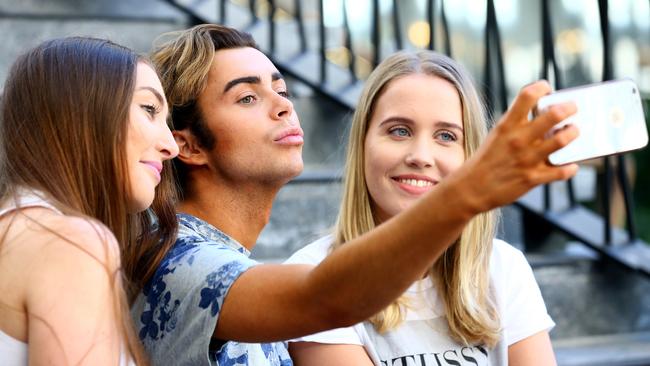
[161, 0, 650, 277]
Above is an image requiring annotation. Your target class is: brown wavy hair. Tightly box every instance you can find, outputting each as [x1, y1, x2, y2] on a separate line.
[0, 37, 177, 364]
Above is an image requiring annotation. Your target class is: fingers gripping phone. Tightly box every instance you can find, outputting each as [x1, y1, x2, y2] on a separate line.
[535, 79, 648, 165]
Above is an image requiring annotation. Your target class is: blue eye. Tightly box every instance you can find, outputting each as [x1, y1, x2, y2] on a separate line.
[437, 131, 456, 142]
[278, 90, 291, 99]
[389, 127, 410, 137]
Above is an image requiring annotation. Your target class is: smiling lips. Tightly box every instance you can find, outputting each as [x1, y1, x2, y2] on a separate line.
[141, 160, 163, 182]
[274, 127, 304, 145]
[392, 175, 437, 194]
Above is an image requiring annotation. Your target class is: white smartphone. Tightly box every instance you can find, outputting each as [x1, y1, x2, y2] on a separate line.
[535, 79, 648, 165]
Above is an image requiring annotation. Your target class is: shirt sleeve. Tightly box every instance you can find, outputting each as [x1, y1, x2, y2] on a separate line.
[290, 326, 364, 345]
[133, 235, 259, 365]
[494, 240, 555, 346]
[285, 235, 364, 346]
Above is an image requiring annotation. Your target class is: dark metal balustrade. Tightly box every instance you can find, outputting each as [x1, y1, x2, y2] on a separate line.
[162, 0, 650, 277]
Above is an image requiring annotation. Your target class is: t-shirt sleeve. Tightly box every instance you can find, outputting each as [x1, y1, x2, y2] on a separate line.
[134, 236, 259, 365]
[284, 236, 364, 346]
[494, 240, 555, 346]
[284, 235, 334, 265]
[290, 326, 364, 345]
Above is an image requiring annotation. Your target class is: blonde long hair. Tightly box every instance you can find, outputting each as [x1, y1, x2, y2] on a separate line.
[333, 50, 500, 347]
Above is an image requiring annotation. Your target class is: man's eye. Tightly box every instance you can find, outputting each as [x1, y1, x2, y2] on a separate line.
[239, 95, 255, 104]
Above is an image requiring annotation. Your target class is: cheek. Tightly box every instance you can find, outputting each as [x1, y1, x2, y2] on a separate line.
[363, 144, 387, 185]
[438, 146, 465, 176]
[212, 128, 257, 162]
[211, 113, 263, 151]
[363, 143, 398, 212]
[126, 115, 151, 155]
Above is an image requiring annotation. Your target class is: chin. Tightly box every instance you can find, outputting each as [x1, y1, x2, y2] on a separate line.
[286, 162, 304, 182]
[128, 192, 155, 213]
[271, 164, 303, 186]
[291, 160, 304, 175]
[128, 202, 152, 214]
[280, 153, 304, 175]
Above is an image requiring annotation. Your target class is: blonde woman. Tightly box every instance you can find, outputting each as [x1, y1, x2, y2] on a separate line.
[286, 51, 557, 366]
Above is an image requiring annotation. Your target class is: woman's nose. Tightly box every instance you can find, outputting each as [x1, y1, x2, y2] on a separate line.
[404, 140, 434, 168]
[158, 124, 180, 160]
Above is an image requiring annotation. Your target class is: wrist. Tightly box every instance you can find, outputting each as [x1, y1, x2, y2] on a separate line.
[441, 162, 489, 220]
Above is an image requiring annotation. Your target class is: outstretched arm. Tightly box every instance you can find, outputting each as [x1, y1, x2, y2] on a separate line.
[215, 80, 579, 342]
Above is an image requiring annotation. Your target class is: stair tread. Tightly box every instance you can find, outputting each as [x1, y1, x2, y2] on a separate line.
[0, 0, 185, 21]
[517, 186, 650, 276]
[554, 332, 650, 366]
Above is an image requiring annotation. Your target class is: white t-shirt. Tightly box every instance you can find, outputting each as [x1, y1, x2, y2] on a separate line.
[284, 236, 554, 366]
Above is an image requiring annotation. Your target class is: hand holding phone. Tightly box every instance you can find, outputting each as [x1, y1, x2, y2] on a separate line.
[535, 79, 648, 165]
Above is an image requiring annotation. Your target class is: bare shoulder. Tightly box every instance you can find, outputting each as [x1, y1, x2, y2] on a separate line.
[9, 207, 121, 270]
[14, 209, 123, 314]
[2, 208, 122, 308]
[1, 209, 128, 364]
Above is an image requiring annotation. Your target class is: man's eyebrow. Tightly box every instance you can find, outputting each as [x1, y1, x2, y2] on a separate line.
[137, 86, 165, 106]
[223, 76, 261, 93]
[271, 72, 284, 81]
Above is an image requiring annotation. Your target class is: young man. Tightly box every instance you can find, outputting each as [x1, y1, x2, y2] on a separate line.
[130, 24, 578, 365]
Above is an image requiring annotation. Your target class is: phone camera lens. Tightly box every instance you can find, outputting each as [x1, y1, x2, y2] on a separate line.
[632, 88, 637, 94]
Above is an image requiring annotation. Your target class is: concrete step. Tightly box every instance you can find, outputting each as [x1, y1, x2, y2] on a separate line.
[0, 0, 187, 90]
[0, 0, 184, 20]
[534, 258, 650, 340]
[554, 332, 650, 366]
[254, 179, 343, 260]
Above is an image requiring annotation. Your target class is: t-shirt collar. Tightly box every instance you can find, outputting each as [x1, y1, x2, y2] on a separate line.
[176, 213, 252, 256]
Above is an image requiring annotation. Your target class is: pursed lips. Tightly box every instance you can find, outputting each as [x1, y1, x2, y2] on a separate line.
[274, 126, 304, 145]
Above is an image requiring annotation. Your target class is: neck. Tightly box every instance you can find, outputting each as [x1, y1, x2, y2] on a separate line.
[178, 170, 282, 251]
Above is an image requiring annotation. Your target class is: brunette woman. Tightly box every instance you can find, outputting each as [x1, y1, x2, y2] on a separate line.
[0, 37, 178, 365]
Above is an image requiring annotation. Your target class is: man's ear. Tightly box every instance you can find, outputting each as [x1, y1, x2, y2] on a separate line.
[173, 130, 209, 166]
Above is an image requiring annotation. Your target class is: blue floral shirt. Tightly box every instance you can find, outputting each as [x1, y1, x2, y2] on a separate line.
[131, 213, 293, 366]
